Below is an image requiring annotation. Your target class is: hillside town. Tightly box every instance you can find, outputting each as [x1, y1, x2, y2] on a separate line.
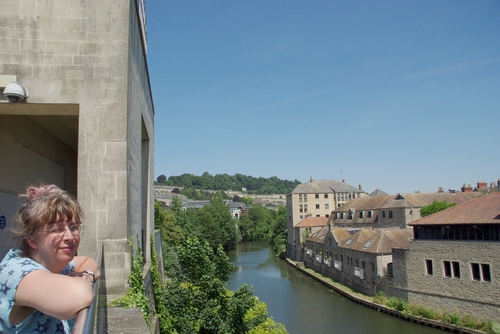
[286, 177, 500, 323]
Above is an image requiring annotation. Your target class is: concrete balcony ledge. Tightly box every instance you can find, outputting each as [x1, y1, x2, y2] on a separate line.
[106, 307, 151, 334]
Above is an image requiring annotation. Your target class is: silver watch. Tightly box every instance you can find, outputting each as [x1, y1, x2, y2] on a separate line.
[82, 270, 95, 284]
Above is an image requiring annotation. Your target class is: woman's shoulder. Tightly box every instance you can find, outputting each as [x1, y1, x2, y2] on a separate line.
[0, 249, 44, 273]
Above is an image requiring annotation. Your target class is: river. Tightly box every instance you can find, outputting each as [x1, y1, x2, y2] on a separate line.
[228, 241, 445, 334]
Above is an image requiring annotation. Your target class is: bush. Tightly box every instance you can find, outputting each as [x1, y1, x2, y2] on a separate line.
[373, 291, 388, 305]
[443, 311, 462, 327]
[411, 305, 439, 320]
[386, 297, 408, 312]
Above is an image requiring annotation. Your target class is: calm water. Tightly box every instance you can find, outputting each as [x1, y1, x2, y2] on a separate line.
[228, 241, 445, 334]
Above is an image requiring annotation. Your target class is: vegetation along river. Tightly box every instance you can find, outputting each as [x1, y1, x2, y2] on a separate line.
[228, 241, 446, 334]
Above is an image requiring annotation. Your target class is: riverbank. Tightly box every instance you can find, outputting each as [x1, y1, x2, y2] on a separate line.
[285, 258, 486, 334]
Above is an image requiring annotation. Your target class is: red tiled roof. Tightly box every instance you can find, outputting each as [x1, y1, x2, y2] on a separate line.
[295, 216, 329, 228]
[409, 192, 500, 226]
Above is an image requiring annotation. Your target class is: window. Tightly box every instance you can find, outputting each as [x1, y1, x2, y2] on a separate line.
[324, 194, 328, 198]
[471, 263, 480, 281]
[368, 211, 373, 219]
[304, 205, 308, 213]
[425, 259, 433, 276]
[453, 261, 461, 278]
[303, 195, 307, 202]
[348, 211, 353, 220]
[315, 194, 320, 199]
[471, 263, 491, 282]
[316, 204, 320, 209]
[325, 204, 329, 209]
[443, 261, 452, 277]
[388, 210, 393, 219]
[362, 240, 373, 249]
[482, 264, 492, 282]
[359, 211, 364, 219]
[387, 263, 393, 277]
[382, 211, 386, 218]
[300, 215, 303, 219]
[299, 205, 303, 213]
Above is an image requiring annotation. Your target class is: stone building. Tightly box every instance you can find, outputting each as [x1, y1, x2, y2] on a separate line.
[385, 192, 500, 322]
[330, 195, 393, 228]
[305, 224, 412, 296]
[286, 177, 367, 260]
[293, 216, 328, 261]
[0, 1, 155, 330]
[378, 192, 480, 228]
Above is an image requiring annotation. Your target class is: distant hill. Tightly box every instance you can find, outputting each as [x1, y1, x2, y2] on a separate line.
[156, 172, 301, 195]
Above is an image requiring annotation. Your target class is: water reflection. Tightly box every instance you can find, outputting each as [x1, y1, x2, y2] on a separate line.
[228, 241, 445, 334]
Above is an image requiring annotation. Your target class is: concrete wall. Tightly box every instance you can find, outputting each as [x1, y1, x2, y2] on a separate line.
[0, 0, 154, 297]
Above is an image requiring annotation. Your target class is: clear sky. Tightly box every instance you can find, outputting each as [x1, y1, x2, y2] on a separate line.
[146, 1, 500, 195]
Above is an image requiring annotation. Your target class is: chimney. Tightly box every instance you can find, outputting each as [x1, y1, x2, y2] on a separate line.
[438, 187, 444, 193]
[310, 176, 313, 183]
[461, 183, 473, 192]
[359, 183, 362, 191]
[477, 181, 487, 189]
[342, 178, 345, 183]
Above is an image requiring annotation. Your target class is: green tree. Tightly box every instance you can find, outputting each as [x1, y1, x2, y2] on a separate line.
[420, 200, 456, 217]
[160, 237, 288, 334]
[154, 201, 184, 247]
[270, 206, 287, 256]
[196, 192, 239, 249]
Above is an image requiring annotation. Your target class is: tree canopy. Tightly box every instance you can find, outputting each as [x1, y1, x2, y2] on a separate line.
[420, 200, 456, 217]
[155, 172, 301, 195]
[158, 237, 288, 334]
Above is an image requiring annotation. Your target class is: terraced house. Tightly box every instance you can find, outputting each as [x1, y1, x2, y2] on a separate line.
[305, 225, 412, 295]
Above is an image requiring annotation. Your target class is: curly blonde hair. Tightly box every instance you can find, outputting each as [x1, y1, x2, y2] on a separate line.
[15, 184, 83, 256]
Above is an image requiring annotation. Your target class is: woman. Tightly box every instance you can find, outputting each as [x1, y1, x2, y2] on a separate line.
[0, 184, 100, 333]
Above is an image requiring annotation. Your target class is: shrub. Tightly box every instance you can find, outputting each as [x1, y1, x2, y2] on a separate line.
[373, 291, 388, 305]
[443, 311, 462, 327]
[411, 305, 439, 320]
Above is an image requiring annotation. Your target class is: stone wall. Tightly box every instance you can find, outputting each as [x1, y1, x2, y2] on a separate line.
[382, 241, 500, 322]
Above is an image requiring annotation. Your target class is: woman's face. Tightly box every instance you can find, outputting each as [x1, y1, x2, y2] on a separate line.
[29, 219, 81, 273]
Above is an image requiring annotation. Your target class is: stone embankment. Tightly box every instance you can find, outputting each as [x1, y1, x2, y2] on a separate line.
[285, 258, 486, 334]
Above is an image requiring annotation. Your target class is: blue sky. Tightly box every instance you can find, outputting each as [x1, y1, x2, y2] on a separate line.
[146, 1, 500, 195]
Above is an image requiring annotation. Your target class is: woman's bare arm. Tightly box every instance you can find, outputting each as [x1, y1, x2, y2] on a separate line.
[73, 256, 101, 280]
[15, 269, 94, 320]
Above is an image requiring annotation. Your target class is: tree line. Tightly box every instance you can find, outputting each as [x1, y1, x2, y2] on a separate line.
[153, 193, 288, 333]
[156, 172, 301, 195]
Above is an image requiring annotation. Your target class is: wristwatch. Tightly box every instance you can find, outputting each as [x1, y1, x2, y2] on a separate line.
[82, 270, 96, 284]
